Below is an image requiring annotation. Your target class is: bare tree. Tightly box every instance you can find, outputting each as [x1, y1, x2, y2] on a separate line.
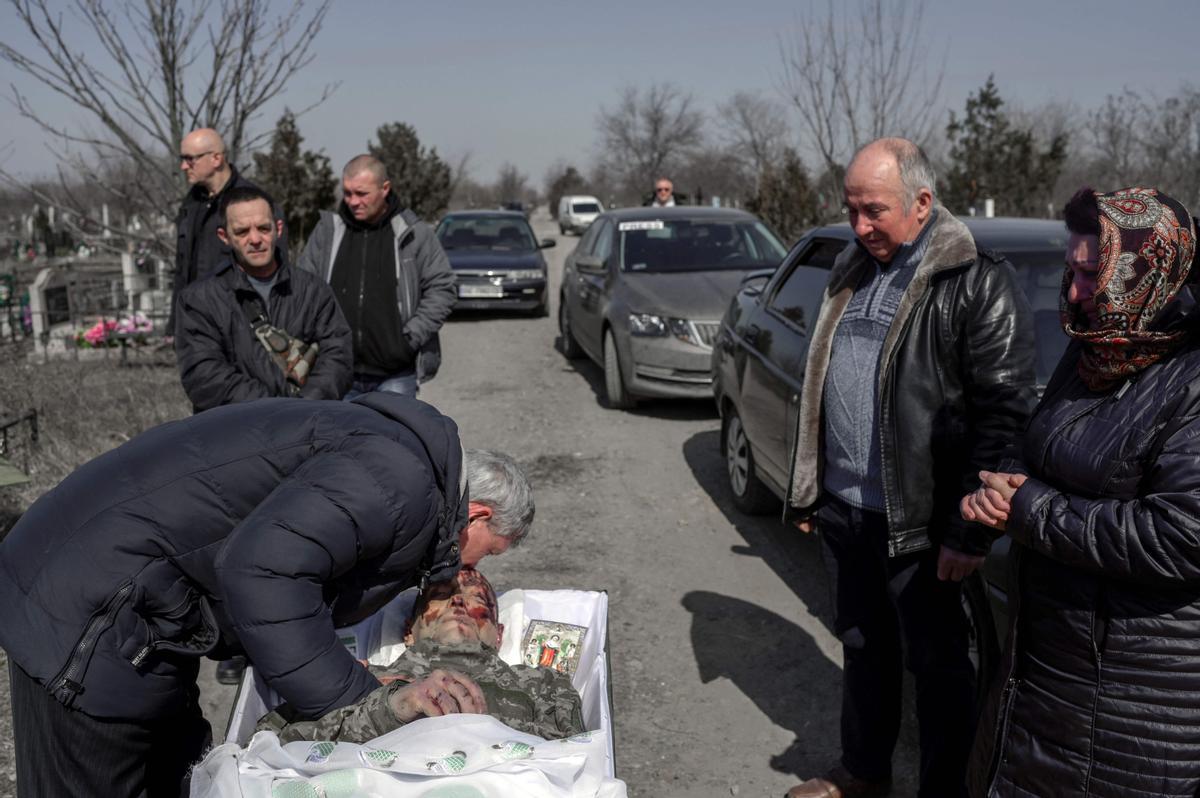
[494, 163, 529, 204]
[447, 151, 473, 202]
[0, 0, 333, 253]
[778, 0, 945, 180]
[714, 91, 789, 190]
[1086, 91, 1142, 189]
[596, 82, 704, 196]
[1138, 87, 1200, 208]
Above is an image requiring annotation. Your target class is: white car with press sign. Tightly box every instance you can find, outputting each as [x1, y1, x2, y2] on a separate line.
[557, 206, 787, 409]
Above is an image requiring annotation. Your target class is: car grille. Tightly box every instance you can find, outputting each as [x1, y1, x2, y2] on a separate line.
[692, 321, 720, 348]
[455, 269, 508, 279]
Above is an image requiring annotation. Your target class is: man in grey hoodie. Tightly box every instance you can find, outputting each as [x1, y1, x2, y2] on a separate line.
[297, 155, 456, 397]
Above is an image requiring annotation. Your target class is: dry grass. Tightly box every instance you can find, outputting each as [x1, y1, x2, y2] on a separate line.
[0, 343, 190, 535]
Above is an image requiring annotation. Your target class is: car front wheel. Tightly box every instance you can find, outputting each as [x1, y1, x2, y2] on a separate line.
[603, 328, 635, 409]
[723, 407, 777, 514]
[558, 299, 584, 358]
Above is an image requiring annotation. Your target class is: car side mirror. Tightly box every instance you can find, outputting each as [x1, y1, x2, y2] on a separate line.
[739, 271, 772, 298]
[539, 238, 557, 249]
[576, 254, 605, 273]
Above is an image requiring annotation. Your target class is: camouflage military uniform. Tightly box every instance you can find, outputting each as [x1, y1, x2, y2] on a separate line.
[257, 639, 586, 743]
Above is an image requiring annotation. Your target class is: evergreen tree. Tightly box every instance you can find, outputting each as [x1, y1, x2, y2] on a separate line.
[368, 123, 452, 221]
[546, 165, 588, 219]
[252, 110, 335, 257]
[943, 76, 1068, 217]
[746, 147, 818, 246]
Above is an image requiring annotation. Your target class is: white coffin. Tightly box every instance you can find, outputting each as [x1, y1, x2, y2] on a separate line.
[223, 588, 614, 775]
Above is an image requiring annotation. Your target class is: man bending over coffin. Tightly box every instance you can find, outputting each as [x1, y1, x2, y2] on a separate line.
[258, 568, 585, 742]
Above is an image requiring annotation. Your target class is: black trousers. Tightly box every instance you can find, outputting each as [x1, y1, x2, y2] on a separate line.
[819, 495, 975, 798]
[8, 660, 211, 798]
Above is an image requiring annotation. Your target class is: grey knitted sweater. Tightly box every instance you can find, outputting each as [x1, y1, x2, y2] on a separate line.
[822, 216, 936, 510]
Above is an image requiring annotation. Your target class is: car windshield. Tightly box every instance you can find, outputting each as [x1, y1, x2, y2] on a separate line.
[572, 202, 601, 214]
[436, 217, 537, 251]
[1004, 249, 1071, 388]
[619, 219, 787, 273]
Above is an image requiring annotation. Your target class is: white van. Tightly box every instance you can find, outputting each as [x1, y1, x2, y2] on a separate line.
[558, 195, 604, 235]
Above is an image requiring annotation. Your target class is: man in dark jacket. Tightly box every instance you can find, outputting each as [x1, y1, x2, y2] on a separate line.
[297, 155, 456, 397]
[172, 127, 284, 334]
[0, 397, 534, 797]
[784, 138, 1036, 798]
[175, 185, 352, 413]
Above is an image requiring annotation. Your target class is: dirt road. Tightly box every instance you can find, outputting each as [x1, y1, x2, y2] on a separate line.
[1, 208, 922, 797]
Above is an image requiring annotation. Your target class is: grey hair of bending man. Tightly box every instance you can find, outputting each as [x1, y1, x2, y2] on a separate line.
[852, 137, 937, 212]
[463, 449, 534, 544]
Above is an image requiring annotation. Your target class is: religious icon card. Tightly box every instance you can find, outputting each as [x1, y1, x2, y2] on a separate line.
[521, 620, 587, 676]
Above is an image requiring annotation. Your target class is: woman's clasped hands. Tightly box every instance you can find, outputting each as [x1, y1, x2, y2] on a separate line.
[959, 470, 1028, 531]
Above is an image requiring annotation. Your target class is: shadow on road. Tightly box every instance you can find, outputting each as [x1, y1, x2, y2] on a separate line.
[682, 590, 842, 777]
[682, 430, 831, 619]
[557, 349, 721, 421]
[448, 308, 544, 324]
[680, 428, 845, 777]
[682, 430, 927, 791]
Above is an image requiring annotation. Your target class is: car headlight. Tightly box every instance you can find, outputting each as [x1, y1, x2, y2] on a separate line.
[628, 313, 699, 344]
[628, 313, 668, 336]
[504, 269, 544, 281]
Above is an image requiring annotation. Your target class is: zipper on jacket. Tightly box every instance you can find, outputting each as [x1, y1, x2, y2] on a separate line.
[984, 675, 1021, 794]
[356, 229, 367, 351]
[397, 247, 413, 322]
[130, 635, 157, 669]
[984, 547, 1025, 796]
[877, 308, 916, 548]
[50, 580, 134, 706]
[1080, 603, 1108, 796]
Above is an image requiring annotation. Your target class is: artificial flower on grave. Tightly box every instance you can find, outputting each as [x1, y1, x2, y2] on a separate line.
[115, 312, 154, 341]
[77, 318, 119, 347]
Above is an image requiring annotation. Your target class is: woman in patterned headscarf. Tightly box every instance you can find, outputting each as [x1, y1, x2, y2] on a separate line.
[960, 187, 1200, 797]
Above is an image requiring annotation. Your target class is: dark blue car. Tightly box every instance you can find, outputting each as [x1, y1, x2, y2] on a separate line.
[436, 210, 556, 316]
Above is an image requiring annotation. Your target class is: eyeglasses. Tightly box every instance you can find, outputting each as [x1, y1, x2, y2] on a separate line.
[655, 187, 671, 193]
[179, 151, 214, 165]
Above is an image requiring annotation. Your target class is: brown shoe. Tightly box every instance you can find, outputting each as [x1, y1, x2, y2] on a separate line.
[785, 765, 891, 798]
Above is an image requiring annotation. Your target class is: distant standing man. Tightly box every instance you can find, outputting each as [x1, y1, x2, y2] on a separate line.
[297, 155, 456, 397]
[648, 177, 676, 207]
[172, 127, 283, 333]
[784, 138, 1036, 798]
[175, 185, 352, 413]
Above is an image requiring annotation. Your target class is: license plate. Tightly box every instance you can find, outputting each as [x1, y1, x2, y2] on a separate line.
[459, 284, 504, 299]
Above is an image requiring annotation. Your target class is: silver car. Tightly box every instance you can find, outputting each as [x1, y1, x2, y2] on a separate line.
[558, 207, 788, 408]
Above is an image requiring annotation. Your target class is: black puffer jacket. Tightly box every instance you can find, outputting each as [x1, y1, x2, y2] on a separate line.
[175, 257, 353, 411]
[969, 340, 1200, 797]
[789, 207, 1038, 557]
[0, 394, 466, 721]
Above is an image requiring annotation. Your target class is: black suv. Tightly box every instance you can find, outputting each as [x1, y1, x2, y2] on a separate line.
[711, 216, 1071, 681]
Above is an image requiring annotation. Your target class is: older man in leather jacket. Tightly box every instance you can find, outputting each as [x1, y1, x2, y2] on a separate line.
[785, 138, 1036, 798]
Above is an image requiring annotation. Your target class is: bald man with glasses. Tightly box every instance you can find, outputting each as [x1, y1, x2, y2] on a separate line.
[172, 127, 285, 336]
[172, 127, 286, 686]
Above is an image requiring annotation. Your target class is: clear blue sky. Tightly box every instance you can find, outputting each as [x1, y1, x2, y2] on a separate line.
[1, 0, 1196, 187]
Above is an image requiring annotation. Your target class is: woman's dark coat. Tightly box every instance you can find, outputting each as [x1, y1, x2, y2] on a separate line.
[0, 394, 466, 722]
[969, 340, 1200, 797]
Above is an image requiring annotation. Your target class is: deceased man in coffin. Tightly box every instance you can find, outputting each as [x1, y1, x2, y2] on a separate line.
[257, 568, 585, 743]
